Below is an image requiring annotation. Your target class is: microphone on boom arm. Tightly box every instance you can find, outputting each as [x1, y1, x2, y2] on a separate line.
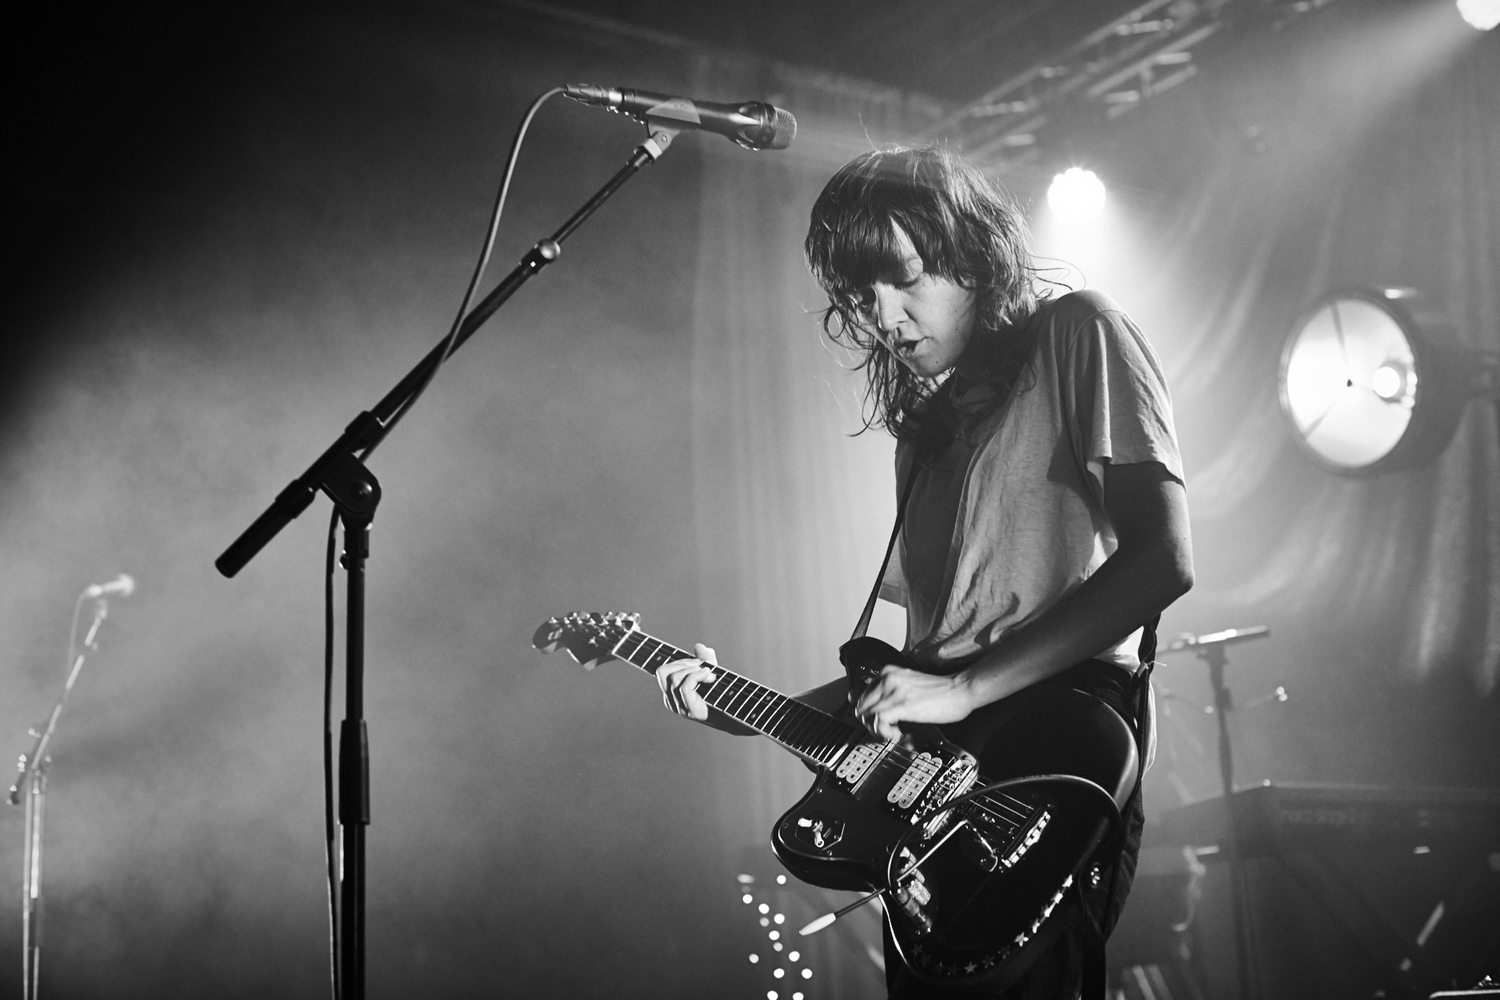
[563, 84, 797, 151]
[83, 574, 136, 600]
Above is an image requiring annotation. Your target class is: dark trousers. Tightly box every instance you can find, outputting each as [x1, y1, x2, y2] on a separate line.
[884, 660, 1148, 1000]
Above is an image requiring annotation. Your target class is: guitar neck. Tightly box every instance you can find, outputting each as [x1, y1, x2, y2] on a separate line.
[613, 628, 858, 766]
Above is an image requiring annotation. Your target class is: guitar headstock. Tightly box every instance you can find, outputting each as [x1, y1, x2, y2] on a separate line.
[533, 612, 640, 670]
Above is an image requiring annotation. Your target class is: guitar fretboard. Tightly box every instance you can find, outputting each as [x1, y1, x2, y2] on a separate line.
[614, 628, 858, 767]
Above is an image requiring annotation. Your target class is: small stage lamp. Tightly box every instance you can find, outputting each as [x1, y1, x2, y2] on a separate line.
[1278, 288, 1495, 474]
[1456, 0, 1499, 30]
[1047, 167, 1106, 219]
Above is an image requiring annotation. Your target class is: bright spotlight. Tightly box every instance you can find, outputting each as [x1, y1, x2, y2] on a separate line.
[1456, 0, 1499, 29]
[1047, 167, 1106, 218]
[1279, 288, 1484, 474]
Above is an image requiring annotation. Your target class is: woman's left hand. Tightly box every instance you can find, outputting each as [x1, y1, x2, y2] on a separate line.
[854, 665, 974, 741]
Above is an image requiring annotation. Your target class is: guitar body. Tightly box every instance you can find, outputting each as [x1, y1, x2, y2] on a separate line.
[770, 637, 1138, 991]
[534, 616, 1138, 993]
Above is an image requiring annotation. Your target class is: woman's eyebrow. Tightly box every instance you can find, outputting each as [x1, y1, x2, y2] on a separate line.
[892, 254, 923, 277]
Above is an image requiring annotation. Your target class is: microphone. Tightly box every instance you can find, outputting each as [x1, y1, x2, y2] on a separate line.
[563, 84, 796, 151]
[84, 574, 136, 599]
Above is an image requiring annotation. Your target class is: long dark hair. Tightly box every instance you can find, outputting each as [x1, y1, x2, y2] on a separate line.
[805, 146, 1038, 448]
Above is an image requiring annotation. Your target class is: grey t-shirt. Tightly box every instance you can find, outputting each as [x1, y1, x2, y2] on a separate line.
[881, 289, 1184, 673]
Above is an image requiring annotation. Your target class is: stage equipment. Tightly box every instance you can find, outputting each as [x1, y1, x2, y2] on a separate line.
[1150, 783, 1500, 857]
[1047, 168, 1107, 219]
[1456, 0, 1500, 31]
[1162, 625, 1273, 1000]
[563, 85, 796, 150]
[930, 0, 1333, 161]
[8, 578, 135, 1000]
[1431, 982, 1500, 998]
[1278, 288, 1497, 474]
[1151, 785, 1500, 997]
[215, 89, 792, 1000]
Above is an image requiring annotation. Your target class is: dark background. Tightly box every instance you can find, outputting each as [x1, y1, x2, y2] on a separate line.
[3, 1, 1496, 997]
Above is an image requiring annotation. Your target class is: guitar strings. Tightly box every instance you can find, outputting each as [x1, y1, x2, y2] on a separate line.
[618, 627, 1041, 830]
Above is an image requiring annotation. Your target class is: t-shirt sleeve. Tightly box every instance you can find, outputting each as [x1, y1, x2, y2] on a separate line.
[1059, 294, 1184, 499]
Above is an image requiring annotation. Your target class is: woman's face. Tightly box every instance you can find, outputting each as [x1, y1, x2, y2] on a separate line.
[846, 224, 979, 378]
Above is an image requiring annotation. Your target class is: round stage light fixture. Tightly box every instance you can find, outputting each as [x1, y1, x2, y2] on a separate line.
[1278, 288, 1486, 475]
[1047, 167, 1106, 218]
[1456, 0, 1499, 30]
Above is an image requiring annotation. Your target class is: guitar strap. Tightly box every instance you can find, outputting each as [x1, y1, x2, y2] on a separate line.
[848, 458, 922, 644]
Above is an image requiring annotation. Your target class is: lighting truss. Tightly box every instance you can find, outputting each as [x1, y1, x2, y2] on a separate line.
[932, 0, 1338, 162]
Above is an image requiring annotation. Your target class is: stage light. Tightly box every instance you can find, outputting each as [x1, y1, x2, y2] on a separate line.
[1278, 288, 1491, 474]
[1456, 0, 1500, 30]
[1047, 167, 1106, 218]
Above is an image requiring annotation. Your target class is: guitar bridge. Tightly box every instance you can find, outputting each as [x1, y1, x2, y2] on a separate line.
[998, 808, 1050, 869]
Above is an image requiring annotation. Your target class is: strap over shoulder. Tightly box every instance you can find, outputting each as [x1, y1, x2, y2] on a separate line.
[849, 460, 923, 644]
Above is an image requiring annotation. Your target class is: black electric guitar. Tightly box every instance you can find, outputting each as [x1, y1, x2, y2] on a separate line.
[533, 612, 1138, 991]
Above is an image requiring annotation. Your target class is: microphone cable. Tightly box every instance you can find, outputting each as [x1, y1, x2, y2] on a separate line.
[358, 86, 564, 463]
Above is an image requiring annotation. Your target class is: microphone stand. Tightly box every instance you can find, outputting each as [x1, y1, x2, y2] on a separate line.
[1165, 626, 1268, 1000]
[214, 124, 683, 1000]
[9, 596, 113, 1000]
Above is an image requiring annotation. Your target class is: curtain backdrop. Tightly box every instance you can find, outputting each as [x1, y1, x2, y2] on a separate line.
[1140, 12, 1500, 694]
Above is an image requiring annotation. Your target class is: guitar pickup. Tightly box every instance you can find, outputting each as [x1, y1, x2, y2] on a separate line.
[887, 752, 941, 809]
[833, 742, 881, 786]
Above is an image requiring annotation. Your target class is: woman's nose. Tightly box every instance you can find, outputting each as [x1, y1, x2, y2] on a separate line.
[872, 284, 904, 332]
